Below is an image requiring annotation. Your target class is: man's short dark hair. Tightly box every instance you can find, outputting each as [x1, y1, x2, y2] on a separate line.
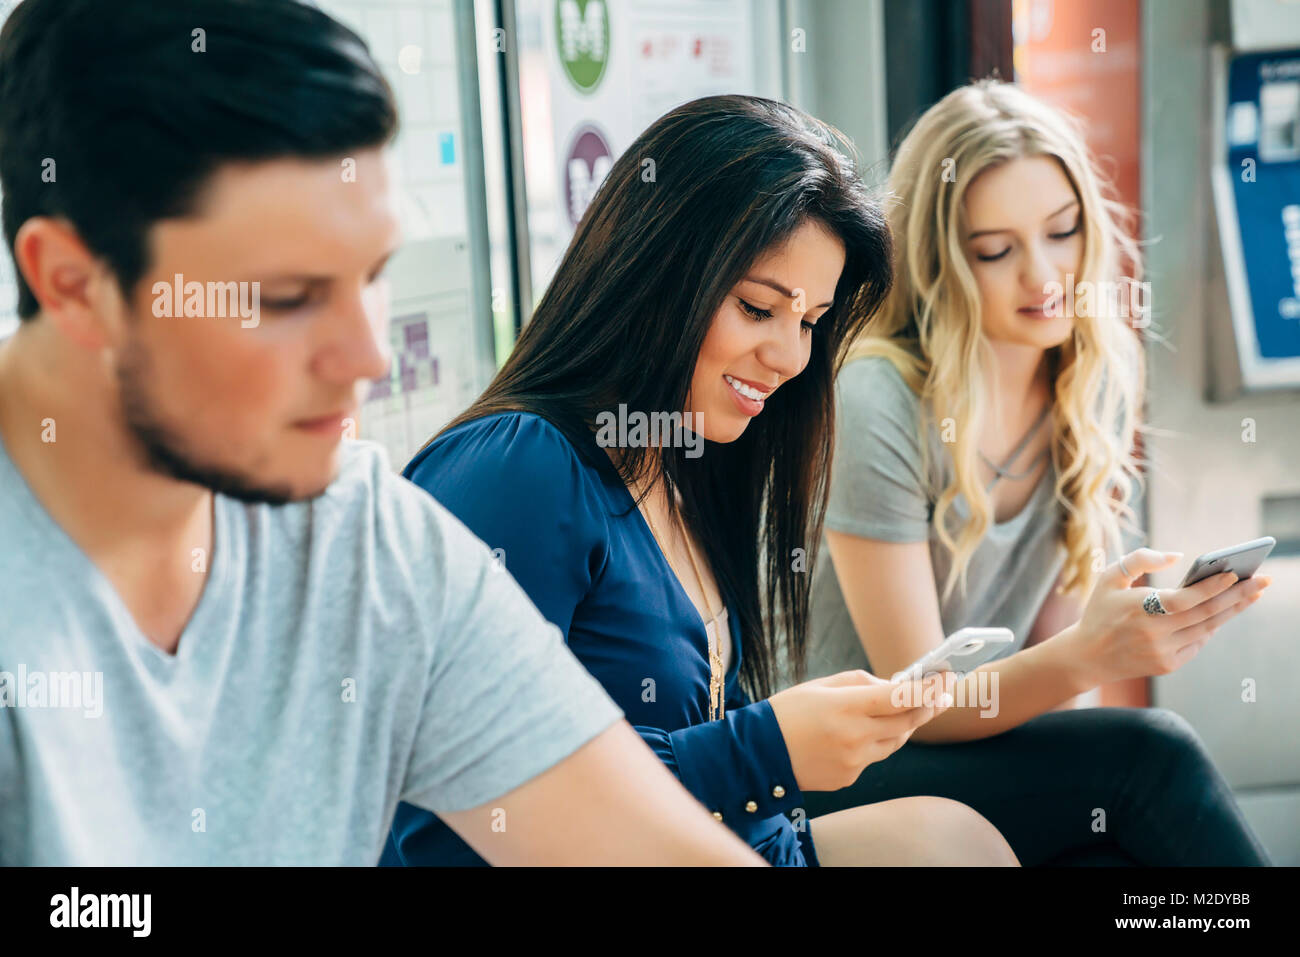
[0, 0, 399, 320]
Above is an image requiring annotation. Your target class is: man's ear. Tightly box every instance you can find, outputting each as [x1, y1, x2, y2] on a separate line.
[12, 217, 119, 350]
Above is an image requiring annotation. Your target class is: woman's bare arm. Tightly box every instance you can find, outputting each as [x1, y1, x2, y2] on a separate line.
[824, 529, 1091, 742]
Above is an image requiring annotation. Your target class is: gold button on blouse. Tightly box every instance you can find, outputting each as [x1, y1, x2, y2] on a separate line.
[772, 785, 786, 799]
[712, 811, 723, 821]
[745, 800, 758, 813]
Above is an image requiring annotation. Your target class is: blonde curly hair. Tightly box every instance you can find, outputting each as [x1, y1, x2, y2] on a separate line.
[848, 79, 1146, 602]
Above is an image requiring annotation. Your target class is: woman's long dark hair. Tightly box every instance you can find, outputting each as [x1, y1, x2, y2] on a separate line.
[436, 94, 892, 700]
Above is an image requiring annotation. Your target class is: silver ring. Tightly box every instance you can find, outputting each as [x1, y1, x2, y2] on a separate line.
[1118, 555, 1131, 578]
[1142, 590, 1169, 616]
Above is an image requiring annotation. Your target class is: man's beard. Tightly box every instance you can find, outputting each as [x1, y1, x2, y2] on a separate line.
[115, 336, 304, 506]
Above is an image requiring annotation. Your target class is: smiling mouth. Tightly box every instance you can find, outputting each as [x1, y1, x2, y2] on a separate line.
[723, 374, 772, 401]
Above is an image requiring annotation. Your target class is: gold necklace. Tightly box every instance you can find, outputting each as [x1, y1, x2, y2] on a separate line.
[640, 496, 726, 722]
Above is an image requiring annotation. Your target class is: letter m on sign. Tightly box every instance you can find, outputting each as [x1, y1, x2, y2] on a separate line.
[559, 0, 606, 62]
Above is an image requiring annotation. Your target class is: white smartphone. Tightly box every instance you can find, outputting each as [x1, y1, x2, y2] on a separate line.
[889, 627, 1016, 684]
[1178, 536, 1276, 588]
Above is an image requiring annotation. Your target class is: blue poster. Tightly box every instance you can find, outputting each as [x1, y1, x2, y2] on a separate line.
[1222, 48, 1300, 379]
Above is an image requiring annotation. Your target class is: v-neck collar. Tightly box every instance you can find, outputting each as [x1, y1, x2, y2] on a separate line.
[0, 426, 230, 670]
[570, 416, 743, 683]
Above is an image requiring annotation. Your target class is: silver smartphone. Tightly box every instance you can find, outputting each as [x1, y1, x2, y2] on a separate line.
[889, 627, 1016, 684]
[1178, 536, 1276, 588]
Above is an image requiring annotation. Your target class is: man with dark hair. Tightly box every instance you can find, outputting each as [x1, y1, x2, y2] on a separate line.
[0, 0, 761, 865]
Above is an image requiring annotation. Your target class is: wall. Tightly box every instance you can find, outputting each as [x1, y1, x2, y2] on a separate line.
[1143, 0, 1300, 863]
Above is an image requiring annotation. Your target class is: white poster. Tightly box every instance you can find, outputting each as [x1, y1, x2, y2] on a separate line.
[521, 0, 768, 297]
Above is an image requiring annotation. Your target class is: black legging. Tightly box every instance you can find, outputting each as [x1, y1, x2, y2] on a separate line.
[802, 707, 1271, 866]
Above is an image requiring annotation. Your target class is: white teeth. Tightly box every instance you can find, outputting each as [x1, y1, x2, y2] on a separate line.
[725, 375, 766, 401]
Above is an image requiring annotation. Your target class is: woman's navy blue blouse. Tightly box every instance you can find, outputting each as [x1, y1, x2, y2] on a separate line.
[381, 410, 817, 866]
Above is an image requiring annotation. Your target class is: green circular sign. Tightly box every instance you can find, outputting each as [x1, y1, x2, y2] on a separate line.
[555, 0, 610, 94]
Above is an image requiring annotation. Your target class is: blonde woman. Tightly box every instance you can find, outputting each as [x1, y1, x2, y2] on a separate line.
[798, 81, 1272, 865]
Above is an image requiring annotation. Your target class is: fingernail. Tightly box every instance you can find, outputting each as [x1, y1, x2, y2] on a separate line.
[939, 693, 954, 708]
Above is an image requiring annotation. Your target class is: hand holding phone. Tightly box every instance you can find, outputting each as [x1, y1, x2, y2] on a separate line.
[1065, 546, 1273, 688]
[1178, 537, 1275, 588]
[769, 669, 955, 791]
[889, 627, 1016, 684]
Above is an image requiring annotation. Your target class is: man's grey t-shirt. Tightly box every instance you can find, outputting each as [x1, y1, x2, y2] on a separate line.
[804, 355, 1073, 680]
[0, 434, 623, 865]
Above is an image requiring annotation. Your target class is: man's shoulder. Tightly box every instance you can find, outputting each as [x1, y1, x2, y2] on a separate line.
[239, 439, 508, 654]
[332, 438, 478, 550]
[249, 439, 467, 590]
[329, 437, 404, 497]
